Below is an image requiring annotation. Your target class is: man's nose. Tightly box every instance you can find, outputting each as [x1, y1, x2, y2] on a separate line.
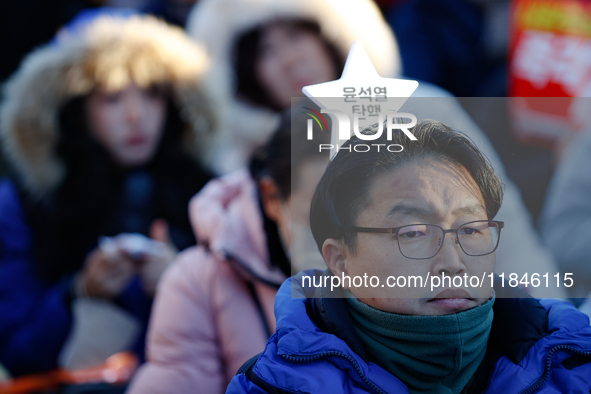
[432, 232, 465, 276]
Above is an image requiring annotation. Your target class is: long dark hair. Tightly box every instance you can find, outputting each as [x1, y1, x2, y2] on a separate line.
[24, 90, 211, 283]
[248, 109, 330, 276]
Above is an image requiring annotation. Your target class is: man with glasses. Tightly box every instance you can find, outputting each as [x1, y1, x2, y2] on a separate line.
[227, 120, 591, 393]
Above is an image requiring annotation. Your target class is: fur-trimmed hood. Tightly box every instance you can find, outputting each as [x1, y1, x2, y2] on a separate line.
[0, 12, 222, 196]
[186, 0, 401, 174]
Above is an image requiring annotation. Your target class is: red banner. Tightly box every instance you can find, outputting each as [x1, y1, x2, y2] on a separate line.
[509, 0, 591, 148]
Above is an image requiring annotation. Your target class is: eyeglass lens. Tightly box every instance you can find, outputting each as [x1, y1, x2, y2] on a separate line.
[397, 221, 500, 259]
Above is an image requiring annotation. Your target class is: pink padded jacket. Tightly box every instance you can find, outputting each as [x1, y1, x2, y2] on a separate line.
[126, 170, 287, 394]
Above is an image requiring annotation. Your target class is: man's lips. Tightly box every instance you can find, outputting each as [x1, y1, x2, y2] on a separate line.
[428, 289, 473, 301]
[427, 289, 475, 310]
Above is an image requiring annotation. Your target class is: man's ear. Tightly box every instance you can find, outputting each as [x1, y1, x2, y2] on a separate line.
[259, 177, 282, 224]
[322, 238, 349, 285]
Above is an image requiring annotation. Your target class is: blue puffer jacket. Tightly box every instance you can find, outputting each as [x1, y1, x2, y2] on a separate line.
[227, 270, 591, 393]
[0, 179, 152, 376]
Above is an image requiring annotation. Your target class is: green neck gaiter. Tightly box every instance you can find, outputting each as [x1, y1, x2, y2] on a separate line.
[346, 295, 495, 394]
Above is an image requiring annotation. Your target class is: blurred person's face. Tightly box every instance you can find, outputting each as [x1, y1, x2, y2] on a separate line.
[85, 82, 167, 167]
[255, 22, 338, 109]
[322, 160, 495, 316]
[261, 157, 328, 251]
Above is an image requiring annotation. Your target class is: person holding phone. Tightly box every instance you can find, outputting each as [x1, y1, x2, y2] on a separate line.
[0, 9, 219, 377]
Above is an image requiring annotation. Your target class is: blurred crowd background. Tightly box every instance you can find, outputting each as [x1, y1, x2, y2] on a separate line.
[1, 0, 584, 222]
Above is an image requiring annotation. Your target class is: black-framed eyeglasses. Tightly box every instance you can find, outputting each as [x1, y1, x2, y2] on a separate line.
[345, 220, 504, 260]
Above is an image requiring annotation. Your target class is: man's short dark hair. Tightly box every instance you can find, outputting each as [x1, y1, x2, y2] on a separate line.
[309, 119, 504, 253]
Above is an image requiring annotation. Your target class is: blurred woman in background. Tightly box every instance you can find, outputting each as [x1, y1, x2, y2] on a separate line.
[0, 9, 219, 377]
[186, 0, 399, 174]
[126, 111, 329, 394]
